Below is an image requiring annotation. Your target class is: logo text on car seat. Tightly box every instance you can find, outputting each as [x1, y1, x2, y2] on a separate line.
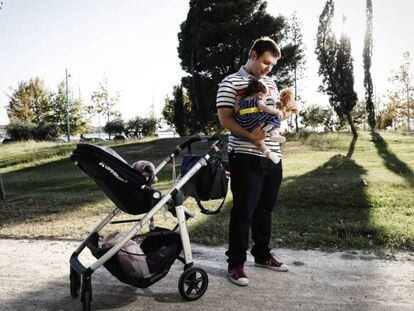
[99, 162, 127, 183]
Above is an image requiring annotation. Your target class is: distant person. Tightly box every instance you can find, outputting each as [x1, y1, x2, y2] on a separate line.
[217, 37, 299, 286]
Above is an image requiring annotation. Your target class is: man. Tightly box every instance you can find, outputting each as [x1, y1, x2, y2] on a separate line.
[216, 37, 297, 286]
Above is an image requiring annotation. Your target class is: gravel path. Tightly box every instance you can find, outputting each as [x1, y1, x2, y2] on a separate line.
[0, 239, 413, 311]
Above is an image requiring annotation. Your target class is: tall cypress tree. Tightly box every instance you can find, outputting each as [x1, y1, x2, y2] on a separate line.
[363, 0, 375, 131]
[316, 1, 358, 138]
[336, 19, 358, 137]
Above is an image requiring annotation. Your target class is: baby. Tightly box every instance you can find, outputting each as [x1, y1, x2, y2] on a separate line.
[235, 78, 298, 164]
[132, 160, 158, 184]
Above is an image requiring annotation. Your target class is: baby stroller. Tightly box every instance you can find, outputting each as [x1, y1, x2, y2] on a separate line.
[69, 135, 228, 310]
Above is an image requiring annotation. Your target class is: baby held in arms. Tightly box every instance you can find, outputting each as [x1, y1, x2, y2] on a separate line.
[235, 78, 299, 164]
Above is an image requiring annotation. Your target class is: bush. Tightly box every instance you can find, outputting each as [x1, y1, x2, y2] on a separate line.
[33, 122, 59, 140]
[6, 120, 35, 140]
[6, 120, 59, 141]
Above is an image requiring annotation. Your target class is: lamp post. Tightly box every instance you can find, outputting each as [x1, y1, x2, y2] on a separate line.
[65, 69, 71, 142]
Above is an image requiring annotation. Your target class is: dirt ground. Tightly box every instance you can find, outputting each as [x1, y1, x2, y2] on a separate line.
[0, 238, 413, 311]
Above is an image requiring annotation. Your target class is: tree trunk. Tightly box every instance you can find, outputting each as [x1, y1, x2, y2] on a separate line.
[295, 114, 299, 132]
[367, 98, 376, 132]
[345, 136, 357, 159]
[345, 111, 358, 138]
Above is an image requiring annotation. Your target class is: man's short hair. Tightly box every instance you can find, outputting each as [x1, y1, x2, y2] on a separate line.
[249, 37, 281, 59]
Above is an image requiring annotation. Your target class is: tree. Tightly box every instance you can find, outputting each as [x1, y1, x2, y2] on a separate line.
[162, 84, 191, 136]
[126, 116, 159, 138]
[315, 1, 358, 138]
[7, 77, 52, 123]
[104, 118, 125, 137]
[141, 117, 158, 136]
[285, 11, 306, 132]
[177, 0, 302, 133]
[376, 102, 396, 130]
[363, 0, 375, 131]
[49, 82, 88, 136]
[87, 78, 121, 137]
[6, 119, 59, 141]
[387, 52, 414, 131]
[300, 104, 345, 132]
[351, 100, 369, 130]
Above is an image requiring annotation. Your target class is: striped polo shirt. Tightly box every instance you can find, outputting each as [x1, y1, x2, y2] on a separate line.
[235, 97, 281, 132]
[216, 66, 281, 157]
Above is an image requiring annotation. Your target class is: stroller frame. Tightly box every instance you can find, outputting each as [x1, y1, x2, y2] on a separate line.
[69, 135, 223, 310]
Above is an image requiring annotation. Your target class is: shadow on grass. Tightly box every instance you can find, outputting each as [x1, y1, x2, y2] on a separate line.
[370, 132, 414, 187]
[189, 137, 389, 249]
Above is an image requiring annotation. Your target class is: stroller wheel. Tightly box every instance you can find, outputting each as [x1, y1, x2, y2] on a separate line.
[178, 267, 208, 301]
[70, 268, 81, 298]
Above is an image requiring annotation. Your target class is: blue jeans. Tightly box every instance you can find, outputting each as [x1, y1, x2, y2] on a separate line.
[226, 152, 282, 266]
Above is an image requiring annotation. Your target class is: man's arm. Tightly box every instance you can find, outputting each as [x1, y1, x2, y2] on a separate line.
[218, 107, 266, 141]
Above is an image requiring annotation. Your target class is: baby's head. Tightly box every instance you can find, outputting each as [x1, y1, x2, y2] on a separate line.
[245, 78, 268, 99]
[132, 160, 158, 184]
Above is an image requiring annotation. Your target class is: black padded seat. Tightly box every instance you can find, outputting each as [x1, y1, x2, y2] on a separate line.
[71, 144, 160, 215]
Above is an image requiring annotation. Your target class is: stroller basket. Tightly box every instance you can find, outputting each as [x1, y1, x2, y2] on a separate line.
[86, 228, 182, 288]
[71, 144, 161, 215]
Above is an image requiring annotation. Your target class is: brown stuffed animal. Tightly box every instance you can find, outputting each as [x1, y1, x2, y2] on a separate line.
[276, 89, 299, 114]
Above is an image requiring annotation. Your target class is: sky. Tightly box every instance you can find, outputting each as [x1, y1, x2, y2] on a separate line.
[0, 0, 413, 126]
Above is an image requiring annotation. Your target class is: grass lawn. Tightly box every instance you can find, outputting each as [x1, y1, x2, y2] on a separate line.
[0, 132, 413, 250]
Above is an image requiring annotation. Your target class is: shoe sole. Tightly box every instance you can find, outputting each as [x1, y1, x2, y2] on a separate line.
[254, 263, 289, 272]
[227, 275, 249, 286]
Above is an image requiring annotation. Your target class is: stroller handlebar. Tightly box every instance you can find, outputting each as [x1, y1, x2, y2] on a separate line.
[155, 135, 223, 174]
[178, 134, 221, 150]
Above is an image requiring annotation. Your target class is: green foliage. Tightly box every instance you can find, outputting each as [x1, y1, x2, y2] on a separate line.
[6, 120, 35, 140]
[103, 118, 125, 137]
[49, 82, 88, 136]
[32, 121, 60, 141]
[315, 1, 358, 137]
[386, 52, 414, 131]
[126, 116, 159, 138]
[301, 104, 337, 131]
[7, 77, 52, 123]
[162, 84, 191, 136]
[6, 119, 59, 141]
[141, 117, 158, 136]
[177, 0, 303, 133]
[87, 78, 121, 124]
[351, 100, 369, 129]
[6, 78, 88, 138]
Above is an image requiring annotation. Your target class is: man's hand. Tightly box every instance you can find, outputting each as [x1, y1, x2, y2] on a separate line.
[249, 123, 266, 141]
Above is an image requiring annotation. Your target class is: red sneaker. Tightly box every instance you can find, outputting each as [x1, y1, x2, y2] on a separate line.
[255, 254, 289, 272]
[227, 265, 249, 286]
